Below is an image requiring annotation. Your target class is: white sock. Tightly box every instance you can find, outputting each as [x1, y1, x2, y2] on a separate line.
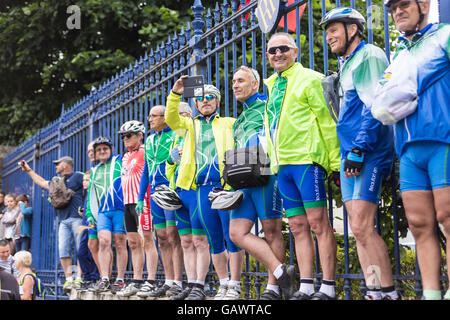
[299, 278, 315, 295]
[266, 284, 280, 295]
[381, 286, 399, 300]
[116, 277, 124, 283]
[196, 279, 205, 286]
[174, 280, 182, 288]
[273, 264, 284, 279]
[219, 278, 229, 286]
[165, 279, 174, 287]
[319, 279, 336, 297]
[66, 276, 73, 282]
[366, 290, 382, 300]
[228, 280, 241, 287]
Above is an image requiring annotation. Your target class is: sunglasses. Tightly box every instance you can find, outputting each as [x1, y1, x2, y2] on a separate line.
[387, 0, 413, 14]
[147, 114, 164, 121]
[121, 133, 136, 140]
[267, 45, 295, 55]
[196, 94, 216, 102]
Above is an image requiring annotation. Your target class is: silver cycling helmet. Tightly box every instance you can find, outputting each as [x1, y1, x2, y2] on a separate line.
[208, 189, 244, 211]
[319, 7, 366, 57]
[118, 120, 145, 135]
[194, 84, 221, 102]
[151, 184, 182, 210]
[319, 7, 366, 31]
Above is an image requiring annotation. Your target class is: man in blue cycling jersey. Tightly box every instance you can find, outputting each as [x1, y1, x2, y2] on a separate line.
[321, 7, 399, 300]
[380, 0, 450, 300]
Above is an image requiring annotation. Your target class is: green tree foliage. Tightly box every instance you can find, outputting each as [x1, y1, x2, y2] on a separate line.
[0, 0, 217, 145]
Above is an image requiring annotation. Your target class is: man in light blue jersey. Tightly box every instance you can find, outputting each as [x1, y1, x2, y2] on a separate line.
[321, 7, 399, 300]
[380, 0, 450, 300]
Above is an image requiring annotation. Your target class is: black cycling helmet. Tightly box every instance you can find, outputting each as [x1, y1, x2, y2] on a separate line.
[151, 185, 182, 210]
[384, 0, 425, 37]
[92, 136, 113, 153]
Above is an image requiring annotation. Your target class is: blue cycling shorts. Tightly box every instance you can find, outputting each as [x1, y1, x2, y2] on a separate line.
[196, 183, 241, 255]
[97, 210, 126, 234]
[399, 141, 450, 192]
[231, 175, 283, 222]
[150, 197, 176, 230]
[278, 164, 327, 218]
[340, 156, 384, 204]
[176, 189, 205, 236]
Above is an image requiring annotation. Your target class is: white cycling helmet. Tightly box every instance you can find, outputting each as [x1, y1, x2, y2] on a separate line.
[151, 184, 182, 210]
[118, 120, 145, 135]
[194, 84, 221, 101]
[208, 188, 244, 211]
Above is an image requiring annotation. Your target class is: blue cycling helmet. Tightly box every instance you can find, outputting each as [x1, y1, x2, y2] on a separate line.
[319, 7, 366, 32]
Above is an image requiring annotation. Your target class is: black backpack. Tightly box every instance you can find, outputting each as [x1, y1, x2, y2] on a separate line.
[48, 176, 74, 209]
[321, 71, 341, 123]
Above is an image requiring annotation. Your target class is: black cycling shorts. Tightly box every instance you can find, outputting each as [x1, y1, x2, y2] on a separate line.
[124, 203, 139, 233]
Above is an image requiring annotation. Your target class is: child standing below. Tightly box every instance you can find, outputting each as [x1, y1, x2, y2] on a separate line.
[2, 194, 20, 254]
[15, 194, 33, 252]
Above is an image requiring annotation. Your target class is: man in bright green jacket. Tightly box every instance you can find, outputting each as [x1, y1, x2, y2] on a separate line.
[264, 32, 340, 300]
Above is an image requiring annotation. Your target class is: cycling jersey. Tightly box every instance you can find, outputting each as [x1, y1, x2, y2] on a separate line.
[195, 114, 222, 185]
[165, 91, 235, 191]
[85, 155, 124, 225]
[338, 41, 394, 175]
[233, 92, 267, 149]
[263, 62, 340, 175]
[138, 127, 175, 201]
[121, 144, 145, 204]
[392, 23, 450, 157]
[145, 127, 175, 188]
[166, 135, 185, 190]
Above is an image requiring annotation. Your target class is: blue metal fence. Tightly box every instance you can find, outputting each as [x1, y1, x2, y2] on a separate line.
[1, 0, 447, 300]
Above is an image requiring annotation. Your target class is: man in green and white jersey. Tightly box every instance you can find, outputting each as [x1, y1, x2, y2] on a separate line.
[85, 137, 128, 293]
[137, 105, 184, 298]
[228, 65, 295, 300]
[166, 78, 243, 300]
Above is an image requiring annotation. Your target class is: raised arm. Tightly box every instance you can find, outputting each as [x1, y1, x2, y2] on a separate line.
[19, 160, 49, 190]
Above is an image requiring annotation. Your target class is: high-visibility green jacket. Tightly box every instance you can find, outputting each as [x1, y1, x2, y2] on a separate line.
[263, 62, 340, 175]
[165, 91, 236, 190]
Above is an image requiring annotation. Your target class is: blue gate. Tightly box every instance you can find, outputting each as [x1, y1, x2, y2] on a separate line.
[2, 0, 447, 300]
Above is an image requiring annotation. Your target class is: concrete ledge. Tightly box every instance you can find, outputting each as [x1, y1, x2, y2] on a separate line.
[69, 288, 213, 300]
